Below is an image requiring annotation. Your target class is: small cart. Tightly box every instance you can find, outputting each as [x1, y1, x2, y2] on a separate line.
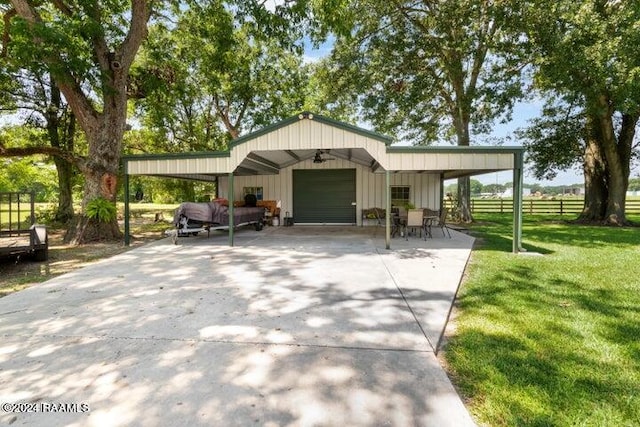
[0, 192, 48, 261]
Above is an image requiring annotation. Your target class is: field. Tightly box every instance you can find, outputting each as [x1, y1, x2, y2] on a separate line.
[0, 196, 35, 231]
[444, 213, 640, 426]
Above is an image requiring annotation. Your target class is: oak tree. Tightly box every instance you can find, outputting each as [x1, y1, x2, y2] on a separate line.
[132, 1, 307, 152]
[4, 0, 152, 241]
[312, 0, 527, 221]
[524, 0, 640, 224]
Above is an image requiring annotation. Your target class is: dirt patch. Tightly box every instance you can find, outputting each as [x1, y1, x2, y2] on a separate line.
[0, 220, 170, 298]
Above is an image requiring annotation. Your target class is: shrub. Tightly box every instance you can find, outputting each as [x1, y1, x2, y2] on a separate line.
[85, 197, 117, 223]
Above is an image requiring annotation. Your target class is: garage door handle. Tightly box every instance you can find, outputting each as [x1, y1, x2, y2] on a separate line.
[351, 202, 356, 206]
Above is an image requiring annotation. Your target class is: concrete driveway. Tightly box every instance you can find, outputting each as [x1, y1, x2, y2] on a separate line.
[0, 226, 476, 426]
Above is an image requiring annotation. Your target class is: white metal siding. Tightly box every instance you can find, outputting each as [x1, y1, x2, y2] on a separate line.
[219, 158, 440, 225]
[229, 120, 390, 170]
[126, 117, 517, 225]
[127, 117, 517, 177]
[386, 151, 515, 171]
[127, 157, 231, 175]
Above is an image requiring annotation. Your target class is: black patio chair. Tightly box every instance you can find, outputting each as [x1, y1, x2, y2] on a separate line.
[431, 208, 451, 238]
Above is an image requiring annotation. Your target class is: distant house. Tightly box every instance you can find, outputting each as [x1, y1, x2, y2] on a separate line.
[563, 187, 584, 196]
[500, 187, 528, 198]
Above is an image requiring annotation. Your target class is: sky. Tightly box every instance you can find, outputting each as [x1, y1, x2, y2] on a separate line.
[2, 21, 635, 187]
[303, 37, 640, 187]
[303, 41, 588, 186]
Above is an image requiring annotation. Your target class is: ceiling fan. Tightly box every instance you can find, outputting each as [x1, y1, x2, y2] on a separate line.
[313, 149, 336, 163]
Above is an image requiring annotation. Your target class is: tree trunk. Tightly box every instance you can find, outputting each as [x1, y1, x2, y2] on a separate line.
[66, 95, 126, 244]
[453, 103, 474, 222]
[182, 180, 196, 202]
[457, 177, 472, 222]
[47, 81, 76, 223]
[11, 0, 151, 244]
[52, 156, 75, 223]
[578, 121, 607, 222]
[578, 139, 608, 223]
[595, 95, 631, 225]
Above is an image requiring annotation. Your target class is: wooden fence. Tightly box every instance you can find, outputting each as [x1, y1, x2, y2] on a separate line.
[444, 198, 640, 215]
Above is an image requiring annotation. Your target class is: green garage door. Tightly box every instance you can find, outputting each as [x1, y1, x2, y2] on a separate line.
[293, 169, 356, 224]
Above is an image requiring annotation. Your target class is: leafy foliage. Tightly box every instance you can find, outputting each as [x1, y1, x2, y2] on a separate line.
[0, 156, 59, 202]
[132, 0, 308, 150]
[3, 0, 153, 241]
[85, 197, 117, 223]
[522, 0, 640, 222]
[526, 0, 640, 111]
[312, 0, 528, 145]
[310, 0, 530, 222]
[517, 98, 585, 180]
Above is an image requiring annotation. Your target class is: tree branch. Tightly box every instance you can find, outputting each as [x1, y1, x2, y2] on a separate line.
[2, 8, 16, 57]
[9, 0, 100, 133]
[82, 1, 111, 72]
[233, 99, 249, 134]
[467, 5, 498, 96]
[51, 0, 73, 16]
[119, 0, 151, 71]
[0, 143, 85, 170]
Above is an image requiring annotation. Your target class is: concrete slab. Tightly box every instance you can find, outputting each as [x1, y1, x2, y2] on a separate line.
[0, 226, 476, 426]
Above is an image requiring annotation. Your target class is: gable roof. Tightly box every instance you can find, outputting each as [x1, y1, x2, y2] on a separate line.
[124, 112, 394, 176]
[229, 112, 393, 149]
[124, 112, 523, 179]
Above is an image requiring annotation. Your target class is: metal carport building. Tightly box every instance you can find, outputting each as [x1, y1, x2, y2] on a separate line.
[122, 112, 524, 251]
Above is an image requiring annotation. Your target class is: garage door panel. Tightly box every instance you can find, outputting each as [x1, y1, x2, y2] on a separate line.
[293, 169, 356, 224]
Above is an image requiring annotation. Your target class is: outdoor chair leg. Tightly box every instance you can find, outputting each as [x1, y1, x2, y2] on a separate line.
[423, 222, 431, 240]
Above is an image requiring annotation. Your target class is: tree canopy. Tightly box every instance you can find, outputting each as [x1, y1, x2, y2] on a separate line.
[311, 0, 528, 221]
[2, 0, 639, 233]
[522, 0, 640, 224]
[312, 0, 527, 144]
[1, 0, 308, 241]
[131, 0, 308, 154]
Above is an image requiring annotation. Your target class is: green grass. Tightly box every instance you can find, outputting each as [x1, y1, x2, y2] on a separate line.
[1, 204, 34, 230]
[446, 214, 640, 426]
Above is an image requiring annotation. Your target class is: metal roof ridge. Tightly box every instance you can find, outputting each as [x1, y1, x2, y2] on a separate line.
[123, 112, 396, 163]
[387, 145, 524, 153]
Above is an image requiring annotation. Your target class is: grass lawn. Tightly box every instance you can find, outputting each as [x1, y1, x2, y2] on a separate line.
[445, 213, 640, 426]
